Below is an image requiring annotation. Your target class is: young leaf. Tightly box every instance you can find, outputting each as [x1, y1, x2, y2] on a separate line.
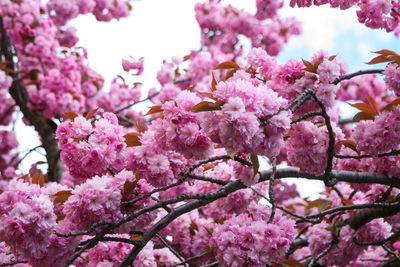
[135, 120, 148, 133]
[145, 105, 163, 116]
[53, 190, 72, 205]
[211, 72, 217, 91]
[64, 112, 79, 121]
[366, 92, 379, 115]
[124, 174, 140, 195]
[224, 68, 238, 81]
[352, 112, 374, 122]
[339, 139, 359, 154]
[373, 49, 399, 56]
[306, 199, 332, 212]
[85, 108, 99, 120]
[348, 103, 376, 117]
[302, 59, 316, 73]
[279, 259, 303, 267]
[189, 101, 222, 112]
[250, 154, 259, 179]
[381, 98, 400, 112]
[32, 172, 45, 187]
[214, 61, 240, 70]
[124, 132, 141, 147]
[366, 55, 392, 65]
[226, 149, 237, 159]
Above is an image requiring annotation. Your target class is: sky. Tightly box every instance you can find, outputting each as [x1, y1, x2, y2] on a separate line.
[15, 0, 400, 198]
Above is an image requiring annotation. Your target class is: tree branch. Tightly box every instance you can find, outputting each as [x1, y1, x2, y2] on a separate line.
[333, 69, 384, 85]
[0, 18, 63, 182]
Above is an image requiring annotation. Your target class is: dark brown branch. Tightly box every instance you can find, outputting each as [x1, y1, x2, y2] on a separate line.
[113, 91, 160, 114]
[392, 8, 400, 17]
[0, 19, 63, 182]
[155, 233, 187, 266]
[353, 232, 400, 246]
[335, 149, 400, 159]
[0, 261, 28, 267]
[268, 157, 277, 223]
[333, 69, 384, 85]
[304, 89, 336, 186]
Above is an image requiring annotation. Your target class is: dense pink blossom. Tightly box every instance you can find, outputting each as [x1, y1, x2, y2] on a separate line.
[211, 202, 296, 266]
[0, 180, 57, 260]
[286, 121, 344, 175]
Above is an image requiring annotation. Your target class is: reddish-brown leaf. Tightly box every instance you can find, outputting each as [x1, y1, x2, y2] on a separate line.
[214, 61, 240, 70]
[381, 98, 400, 112]
[131, 235, 142, 241]
[189, 101, 222, 112]
[366, 92, 379, 115]
[328, 55, 337, 61]
[124, 174, 140, 195]
[348, 103, 376, 117]
[211, 72, 217, 91]
[135, 121, 148, 133]
[339, 139, 359, 154]
[64, 112, 79, 121]
[373, 49, 399, 56]
[302, 59, 315, 73]
[145, 105, 163, 116]
[352, 111, 375, 122]
[250, 154, 259, 179]
[306, 199, 332, 212]
[85, 108, 99, 120]
[32, 172, 45, 187]
[224, 68, 238, 81]
[279, 259, 303, 267]
[53, 190, 72, 205]
[366, 55, 392, 65]
[124, 132, 141, 147]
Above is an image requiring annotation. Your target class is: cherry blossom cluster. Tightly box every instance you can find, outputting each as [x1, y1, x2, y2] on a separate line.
[352, 106, 400, 154]
[383, 62, 400, 96]
[200, 70, 291, 157]
[269, 50, 347, 114]
[290, 0, 400, 33]
[149, 91, 214, 160]
[0, 180, 56, 261]
[195, 1, 301, 55]
[56, 112, 126, 183]
[210, 202, 296, 266]
[286, 121, 344, 175]
[47, 0, 132, 26]
[3, 0, 400, 266]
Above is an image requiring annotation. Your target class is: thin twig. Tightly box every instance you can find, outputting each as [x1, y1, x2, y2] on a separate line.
[333, 69, 383, 85]
[114, 92, 160, 114]
[268, 157, 277, 223]
[156, 233, 187, 266]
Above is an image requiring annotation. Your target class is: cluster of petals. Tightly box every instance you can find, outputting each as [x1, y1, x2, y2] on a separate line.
[126, 129, 189, 187]
[286, 121, 344, 175]
[47, 0, 131, 25]
[200, 70, 291, 157]
[0, 180, 57, 260]
[383, 63, 400, 97]
[150, 91, 214, 160]
[308, 219, 391, 266]
[290, 0, 399, 32]
[337, 74, 389, 107]
[57, 112, 126, 182]
[195, 1, 301, 56]
[210, 202, 296, 266]
[352, 106, 400, 154]
[63, 170, 156, 232]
